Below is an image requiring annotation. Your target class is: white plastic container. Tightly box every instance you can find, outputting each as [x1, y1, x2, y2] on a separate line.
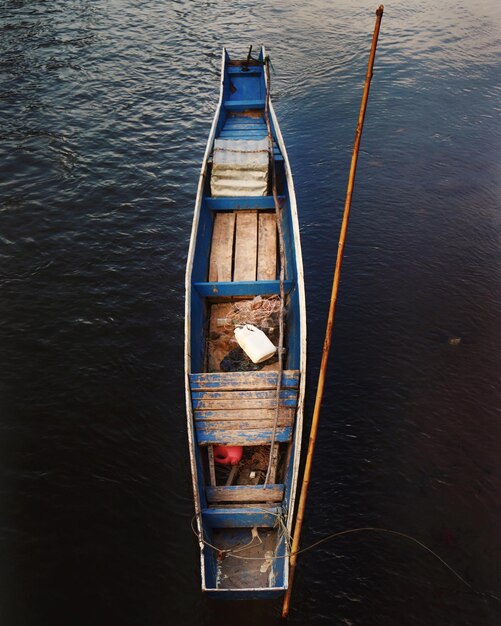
[234, 324, 277, 364]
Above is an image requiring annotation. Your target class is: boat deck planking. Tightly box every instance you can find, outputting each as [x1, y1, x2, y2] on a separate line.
[209, 209, 277, 284]
[257, 213, 277, 280]
[233, 212, 258, 282]
[208, 213, 236, 282]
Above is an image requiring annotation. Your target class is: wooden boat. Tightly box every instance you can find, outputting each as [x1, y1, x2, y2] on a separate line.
[184, 47, 306, 599]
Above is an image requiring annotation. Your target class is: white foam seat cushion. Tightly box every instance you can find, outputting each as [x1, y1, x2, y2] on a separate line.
[211, 138, 269, 197]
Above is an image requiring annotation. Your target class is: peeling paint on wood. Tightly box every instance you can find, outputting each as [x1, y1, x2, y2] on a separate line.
[206, 484, 284, 503]
[194, 407, 294, 422]
[190, 370, 300, 391]
[196, 426, 292, 446]
[209, 212, 236, 282]
[202, 506, 281, 528]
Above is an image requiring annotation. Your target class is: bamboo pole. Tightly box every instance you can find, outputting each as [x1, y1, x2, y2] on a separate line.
[282, 5, 385, 619]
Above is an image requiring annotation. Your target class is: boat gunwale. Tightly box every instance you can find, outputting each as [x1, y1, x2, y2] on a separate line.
[185, 48, 227, 591]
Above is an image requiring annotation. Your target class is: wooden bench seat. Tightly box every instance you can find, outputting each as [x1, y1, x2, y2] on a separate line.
[190, 371, 300, 447]
[205, 196, 285, 211]
[223, 99, 265, 111]
[190, 370, 300, 391]
[191, 389, 298, 410]
[206, 484, 284, 504]
[202, 505, 281, 528]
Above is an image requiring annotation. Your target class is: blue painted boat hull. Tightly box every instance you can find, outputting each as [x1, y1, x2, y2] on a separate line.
[185, 47, 306, 598]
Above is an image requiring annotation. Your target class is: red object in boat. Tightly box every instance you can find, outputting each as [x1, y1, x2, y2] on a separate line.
[213, 445, 243, 465]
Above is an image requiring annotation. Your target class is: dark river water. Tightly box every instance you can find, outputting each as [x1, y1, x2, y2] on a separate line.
[1, 1, 500, 624]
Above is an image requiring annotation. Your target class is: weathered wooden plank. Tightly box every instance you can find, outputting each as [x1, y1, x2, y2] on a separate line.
[194, 408, 294, 423]
[225, 116, 266, 123]
[195, 426, 292, 446]
[268, 443, 279, 485]
[191, 389, 297, 410]
[202, 506, 281, 528]
[207, 445, 216, 486]
[192, 394, 297, 410]
[193, 279, 293, 297]
[192, 390, 297, 412]
[206, 484, 284, 503]
[225, 465, 239, 486]
[192, 389, 298, 401]
[196, 417, 293, 432]
[223, 122, 266, 129]
[208, 212, 235, 282]
[190, 370, 300, 391]
[219, 129, 267, 138]
[208, 503, 276, 509]
[229, 109, 265, 119]
[205, 196, 285, 211]
[257, 213, 277, 280]
[227, 67, 262, 76]
[223, 100, 265, 111]
[233, 212, 258, 282]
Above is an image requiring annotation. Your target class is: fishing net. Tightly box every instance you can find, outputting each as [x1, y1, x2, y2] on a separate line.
[220, 347, 264, 372]
[220, 295, 282, 332]
[208, 296, 284, 373]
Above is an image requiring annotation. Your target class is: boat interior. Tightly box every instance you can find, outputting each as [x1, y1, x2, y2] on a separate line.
[188, 49, 302, 593]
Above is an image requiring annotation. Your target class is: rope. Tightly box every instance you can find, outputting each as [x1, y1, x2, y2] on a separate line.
[263, 54, 286, 487]
[221, 295, 280, 332]
[191, 507, 288, 557]
[190, 518, 501, 604]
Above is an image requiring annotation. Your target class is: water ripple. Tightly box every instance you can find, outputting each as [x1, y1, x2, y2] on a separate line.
[1, 1, 500, 625]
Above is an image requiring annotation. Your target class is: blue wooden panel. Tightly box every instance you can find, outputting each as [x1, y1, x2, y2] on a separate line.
[283, 438, 296, 520]
[192, 280, 293, 297]
[272, 532, 288, 588]
[225, 114, 265, 120]
[191, 202, 213, 282]
[189, 370, 300, 390]
[222, 125, 267, 132]
[190, 290, 206, 373]
[191, 389, 297, 402]
[221, 123, 266, 130]
[202, 522, 218, 588]
[202, 506, 280, 528]
[286, 286, 301, 369]
[195, 425, 292, 445]
[218, 129, 268, 138]
[276, 193, 300, 369]
[193, 400, 295, 411]
[227, 67, 262, 76]
[223, 100, 265, 111]
[194, 407, 295, 421]
[224, 118, 266, 126]
[220, 126, 266, 132]
[204, 195, 284, 211]
[228, 75, 263, 101]
[215, 108, 228, 138]
[204, 586, 285, 599]
[221, 123, 268, 134]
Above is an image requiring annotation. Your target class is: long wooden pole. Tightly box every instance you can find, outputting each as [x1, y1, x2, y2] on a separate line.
[282, 6, 384, 619]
